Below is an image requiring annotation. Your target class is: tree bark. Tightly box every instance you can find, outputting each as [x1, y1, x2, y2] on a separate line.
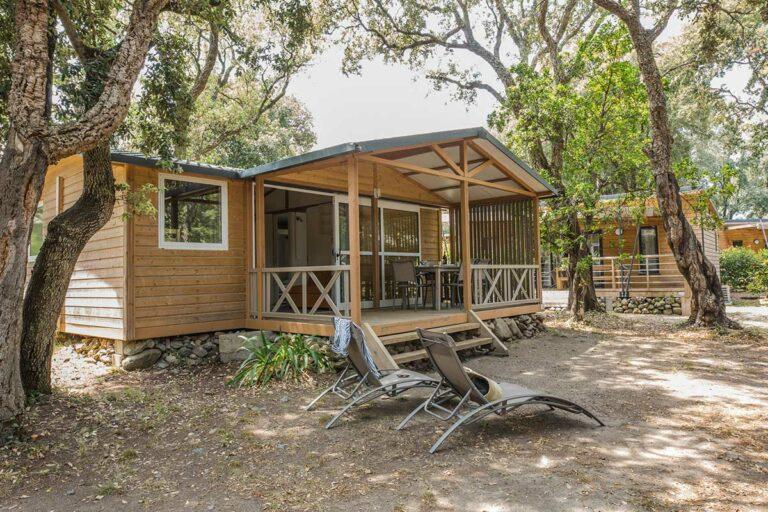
[593, 0, 736, 327]
[0, 138, 48, 421]
[565, 212, 599, 320]
[0, 0, 54, 422]
[20, 142, 115, 394]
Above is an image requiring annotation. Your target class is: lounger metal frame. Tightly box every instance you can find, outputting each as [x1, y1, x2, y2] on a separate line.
[400, 329, 605, 453]
[304, 318, 439, 428]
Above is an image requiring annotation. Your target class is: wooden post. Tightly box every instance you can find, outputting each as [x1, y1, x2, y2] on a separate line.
[245, 181, 253, 322]
[255, 177, 266, 320]
[533, 197, 542, 302]
[372, 164, 381, 309]
[347, 156, 362, 324]
[460, 179, 472, 310]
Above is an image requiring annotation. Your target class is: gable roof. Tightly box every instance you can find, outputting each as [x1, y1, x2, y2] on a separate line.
[240, 127, 557, 198]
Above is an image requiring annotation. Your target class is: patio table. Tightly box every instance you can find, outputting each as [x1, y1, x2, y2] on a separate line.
[416, 263, 460, 311]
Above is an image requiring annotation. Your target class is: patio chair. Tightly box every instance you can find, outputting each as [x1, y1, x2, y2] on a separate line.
[397, 329, 604, 453]
[391, 260, 434, 309]
[305, 318, 440, 429]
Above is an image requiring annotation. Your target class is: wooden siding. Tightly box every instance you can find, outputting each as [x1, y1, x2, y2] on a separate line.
[597, 216, 721, 283]
[40, 155, 129, 340]
[720, 226, 768, 251]
[449, 199, 535, 264]
[419, 208, 441, 262]
[129, 165, 247, 340]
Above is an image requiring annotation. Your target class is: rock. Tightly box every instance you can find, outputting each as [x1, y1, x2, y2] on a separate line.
[507, 318, 523, 338]
[170, 340, 184, 349]
[122, 349, 162, 371]
[156, 361, 169, 369]
[164, 353, 179, 365]
[673, 307, 682, 315]
[492, 319, 513, 340]
[202, 341, 216, 351]
[178, 347, 193, 358]
[192, 346, 208, 358]
[219, 331, 261, 363]
[122, 340, 149, 356]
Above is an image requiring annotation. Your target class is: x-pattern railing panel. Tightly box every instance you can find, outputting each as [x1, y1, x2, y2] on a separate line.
[261, 265, 351, 318]
[471, 264, 538, 307]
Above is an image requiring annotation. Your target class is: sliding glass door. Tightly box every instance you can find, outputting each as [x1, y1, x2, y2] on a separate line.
[335, 196, 422, 308]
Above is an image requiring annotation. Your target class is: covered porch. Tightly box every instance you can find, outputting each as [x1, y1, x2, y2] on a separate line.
[241, 128, 555, 363]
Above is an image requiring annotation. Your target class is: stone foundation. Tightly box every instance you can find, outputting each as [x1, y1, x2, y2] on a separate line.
[117, 332, 224, 370]
[609, 295, 683, 315]
[490, 313, 546, 341]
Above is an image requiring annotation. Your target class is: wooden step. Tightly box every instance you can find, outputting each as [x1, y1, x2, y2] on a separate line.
[392, 337, 493, 364]
[380, 322, 481, 346]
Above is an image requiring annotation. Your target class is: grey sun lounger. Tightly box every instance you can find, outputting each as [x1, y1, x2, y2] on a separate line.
[397, 328, 604, 453]
[305, 319, 439, 429]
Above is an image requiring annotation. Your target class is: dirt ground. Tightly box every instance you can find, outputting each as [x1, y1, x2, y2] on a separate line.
[1, 311, 766, 512]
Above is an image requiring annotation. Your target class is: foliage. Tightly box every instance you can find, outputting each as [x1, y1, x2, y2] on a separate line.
[228, 332, 333, 387]
[492, 24, 651, 258]
[747, 251, 768, 295]
[186, 87, 316, 168]
[125, 0, 326, 162]
[720, 247, 764, 290]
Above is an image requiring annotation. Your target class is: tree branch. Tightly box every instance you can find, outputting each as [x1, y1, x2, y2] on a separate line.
[189, 23, 219, 101]
[51, 0, 89, 61]
[47, 0, 169, 160]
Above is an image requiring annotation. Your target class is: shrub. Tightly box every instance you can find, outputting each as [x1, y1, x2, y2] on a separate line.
[747, 249, 768, 296]
[228, 332, 333, 387]
[720, 247, 764, 290]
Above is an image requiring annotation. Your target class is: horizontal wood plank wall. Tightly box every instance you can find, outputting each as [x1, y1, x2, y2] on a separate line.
[130, 166, 247, 340]
[720, 227, 768, 252]
[696, 228, 720, 276]
[599, 217, 722, 281]
[449, 199, 535, 264]
[41, 155, 128, 340]
[420, 208, 441, 262]
[269, 161, 448, 206]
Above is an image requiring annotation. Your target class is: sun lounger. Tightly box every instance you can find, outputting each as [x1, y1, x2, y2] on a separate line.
[306, 318, 440, 429]
[397, 328, 604, 453]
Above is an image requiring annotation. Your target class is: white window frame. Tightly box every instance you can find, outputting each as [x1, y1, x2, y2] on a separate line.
[158, 173, 229, 251]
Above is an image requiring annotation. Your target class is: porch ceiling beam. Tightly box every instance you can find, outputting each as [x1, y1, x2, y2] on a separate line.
[360, 155, 463, 181]
[431, 144, 463, 176]
[361, 154, 535, 197]
[466, 159, 493, 178]
[466, 140, 536, 193]
[402, 158, 486, 177]
[429, 176, 509, 193]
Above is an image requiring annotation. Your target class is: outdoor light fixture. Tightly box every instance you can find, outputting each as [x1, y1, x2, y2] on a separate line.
[615, 228, 623, 236]
[755, 239, 761, 245]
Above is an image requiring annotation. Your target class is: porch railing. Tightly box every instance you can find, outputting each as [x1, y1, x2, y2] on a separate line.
[591, 254, 685, 290]
[471, 264, 539, 308]
[250, 265, 351, 319]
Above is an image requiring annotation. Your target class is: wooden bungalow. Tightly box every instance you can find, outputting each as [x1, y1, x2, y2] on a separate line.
[34, 128, 555, 366]
[718, 219, 768, 251]
[585, 190, 721, 314]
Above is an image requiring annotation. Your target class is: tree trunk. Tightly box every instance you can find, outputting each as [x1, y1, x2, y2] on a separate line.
[0, 136, 48, 421]
[565, 211, 599, 320]
[626, 26, 735, 327]
[20, 142, 115, 394]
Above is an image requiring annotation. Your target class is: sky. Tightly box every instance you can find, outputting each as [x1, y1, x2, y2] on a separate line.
[286, 15, 747, 151]
[287, 46, 497, 149]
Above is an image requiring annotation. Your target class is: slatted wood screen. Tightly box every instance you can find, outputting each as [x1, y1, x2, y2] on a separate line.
[449, 199, 536, 265]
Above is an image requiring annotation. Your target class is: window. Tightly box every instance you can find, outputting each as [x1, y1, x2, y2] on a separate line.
[638, 226, 659, 275]
[158, 174, 228, 250]
[28, 202, 44, 260]
[732, 240, 743, 247]
[587, 233, 603, 258]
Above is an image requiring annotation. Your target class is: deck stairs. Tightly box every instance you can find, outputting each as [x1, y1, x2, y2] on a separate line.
[362, 312, 508, 367]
